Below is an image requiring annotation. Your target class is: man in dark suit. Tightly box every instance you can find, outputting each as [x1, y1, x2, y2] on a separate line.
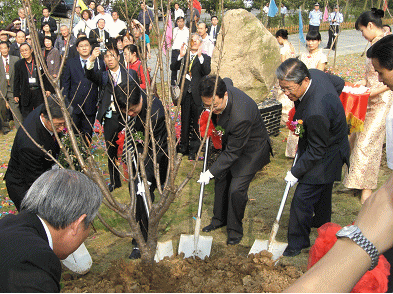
[9, 30, 26, 58]
[276, 58, 349, 257]
[13, 42, 54, 119]
[89, 18, 110, 50]
[63, 37, 103, 141]
[198, 75, 273, 245]
[86, 44, 138, 192]
[0, 41, 21, 132]
[208, 15, 220, 45]
[114, 81, 168, 259]
[0, 169, 102, 292]
[170, 33, 211, 160]
[40, 7, 57, 33]
[5, 96, 67, 211]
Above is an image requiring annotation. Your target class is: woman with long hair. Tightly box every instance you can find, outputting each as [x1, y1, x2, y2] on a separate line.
[73, 9, 93, 38]
[276, 29, 296, 62]
[343, 8, 393, 203]
[299, 30, 327, 71]
[123, 44, 150, 90]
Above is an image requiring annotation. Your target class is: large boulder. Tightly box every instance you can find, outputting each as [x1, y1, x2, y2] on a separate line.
[211, 9, 281, 103]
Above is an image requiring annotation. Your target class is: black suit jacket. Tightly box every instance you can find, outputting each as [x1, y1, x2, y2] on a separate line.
[62, 56, 103, 116]
[170, 52, 211, 106]
[209, 79, 272, 179]
[88, 28, 110, 49]
[86, 65, 138, 123]
[0, 212, 61, 292]
[208, 24, 220, 39]
[5, 105, 60, 196]
[9, 42, 21, 58]
[40, 16, 57, 32]
[13, 57, 54, 107]
[291, 69, 349, 184]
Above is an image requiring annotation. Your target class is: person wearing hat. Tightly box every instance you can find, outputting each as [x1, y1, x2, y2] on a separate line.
[325, 5, 343, 50]
[309, 3, 323, 32]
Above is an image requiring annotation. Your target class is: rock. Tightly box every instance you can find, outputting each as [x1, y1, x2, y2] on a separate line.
[114, 285, 123, 293]
[242, 274, 253, 286]
[211, 9, 281, 104]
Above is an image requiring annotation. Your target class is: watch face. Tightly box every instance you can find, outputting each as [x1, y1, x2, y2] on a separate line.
[337, 225, 359, 237]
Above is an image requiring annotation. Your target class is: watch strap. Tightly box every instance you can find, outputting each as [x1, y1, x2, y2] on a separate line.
[352, 231, 379, 271]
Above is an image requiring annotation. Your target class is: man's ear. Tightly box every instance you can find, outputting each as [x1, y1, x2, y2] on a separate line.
[70, 214, 87, 235]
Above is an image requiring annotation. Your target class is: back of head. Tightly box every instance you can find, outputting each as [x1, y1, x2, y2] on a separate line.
[114, 80, 141, 111]
[355, 8, 384, 30]
[367, 34, 393, 70]
[199, 75, 227, 98]
[21, 169, 103, 229]
[306, 30, 321, 41]
[275, 29, 289, 39]
[276, 58, 310, 83]
[40, 94, 68, 120]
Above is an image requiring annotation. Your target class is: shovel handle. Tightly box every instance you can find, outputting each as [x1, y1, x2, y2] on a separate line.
[197, 137, 210, 218]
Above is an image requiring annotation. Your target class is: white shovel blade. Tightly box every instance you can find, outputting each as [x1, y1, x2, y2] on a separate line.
[61, 243, 92, 275]
[248, 239, 288, 261]
[178, 234, 213, 260]
[154, 240, 174, 262]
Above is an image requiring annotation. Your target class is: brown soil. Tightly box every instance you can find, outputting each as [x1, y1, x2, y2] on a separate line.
[61, 248, 303, 293]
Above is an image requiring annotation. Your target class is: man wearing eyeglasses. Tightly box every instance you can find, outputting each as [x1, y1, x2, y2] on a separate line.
[5, 95, 68, 211]
[276, 58, 349, 257]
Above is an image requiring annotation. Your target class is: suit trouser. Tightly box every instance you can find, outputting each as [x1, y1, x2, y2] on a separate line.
[6, 89, 23, 129]
[327, 25, 340, 49]
[21, 88, 44, 119]
[103, 112, 123, 188]
[308, 25, 320, 33]
[6, 179, 28, 212]
[0, 94, 10, 133]
[170, 49, 180, 86]
[180, 92, 202, 155]
[72, 111, 96, 141]
[287, 182, 333, 250]
[211, 171, 255, 239]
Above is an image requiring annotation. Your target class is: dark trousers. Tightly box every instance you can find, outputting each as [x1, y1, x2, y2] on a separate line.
[170, 49, 180, 86]
[211, 171, 255, 239]
[308, 24, 320, 33]
[180, 92, 202, 155]
[6, 179, 28, 212]
[327, 25, 340, 50]
[103, 112, 123, 188]
[0, 97, 10, 133]
[21, 88, 43, 119]
[72, 111, 96, 141]
[287, 182, 333, 250]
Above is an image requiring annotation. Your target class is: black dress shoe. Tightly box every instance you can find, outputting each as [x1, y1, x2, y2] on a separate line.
[108, 184, 121, 192]
[129, 248, 141, 259]
[202, 223, 225, 232]
[227, 237, 242, 245]
[282, 247, 302, 257]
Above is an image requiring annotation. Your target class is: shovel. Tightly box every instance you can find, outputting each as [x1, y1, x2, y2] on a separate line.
[131, 155, 174, 262]
[249, 154, 298, 261]
[178, 137, 213, 259]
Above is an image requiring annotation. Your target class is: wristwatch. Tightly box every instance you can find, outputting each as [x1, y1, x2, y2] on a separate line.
[336, 225, 379, 271]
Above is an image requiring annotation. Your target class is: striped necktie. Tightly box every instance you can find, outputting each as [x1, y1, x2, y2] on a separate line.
[122, 117, 136, 163]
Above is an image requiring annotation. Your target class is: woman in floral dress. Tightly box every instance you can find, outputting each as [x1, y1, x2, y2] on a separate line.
[343, 8, 393, 204]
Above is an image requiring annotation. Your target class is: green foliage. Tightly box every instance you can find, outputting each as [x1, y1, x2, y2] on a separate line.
[112, 0, 141, 22]
[200, 0, 247, 15]
[0, 0, 42, 30]
[58, 132, 90, 172]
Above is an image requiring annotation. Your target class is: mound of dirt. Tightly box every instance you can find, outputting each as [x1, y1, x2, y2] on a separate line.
[61, 248, 303, 293]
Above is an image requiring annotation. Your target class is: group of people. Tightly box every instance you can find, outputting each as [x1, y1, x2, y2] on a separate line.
[1, 2, 393, 292]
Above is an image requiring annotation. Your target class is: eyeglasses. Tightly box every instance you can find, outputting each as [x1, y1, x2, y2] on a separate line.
[52, 122, 66, 129]
[280, 82, 302, 94]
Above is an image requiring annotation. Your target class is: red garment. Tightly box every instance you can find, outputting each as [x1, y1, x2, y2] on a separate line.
[127, 59, 150, 90]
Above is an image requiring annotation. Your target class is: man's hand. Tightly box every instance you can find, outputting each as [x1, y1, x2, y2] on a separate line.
[14, 97, 19, 103]
[5, 102, 9, 109]
[89, 47, 100, 62]
[197, 43, 202, 57]
[179, 43, 187, 57]
[285, 171, 298, 187]
[45, 91, 51, 97]
[197, 170, 214, 185]
[137, 182, 146, 196]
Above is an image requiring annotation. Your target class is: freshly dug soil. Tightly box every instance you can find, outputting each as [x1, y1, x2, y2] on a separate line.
[61, 248, 303, 293]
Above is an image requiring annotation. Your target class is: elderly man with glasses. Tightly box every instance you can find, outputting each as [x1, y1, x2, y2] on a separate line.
[5, 95, 69, 211]
[277, 58, 349, 257]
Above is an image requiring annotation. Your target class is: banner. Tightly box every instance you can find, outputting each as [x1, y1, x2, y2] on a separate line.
[268, 0, 278, 17]
[323, 5, 329, 21]
[77, 0, 88, 11]
[162, 12, 172, 55]
[299, 9, 305, 44]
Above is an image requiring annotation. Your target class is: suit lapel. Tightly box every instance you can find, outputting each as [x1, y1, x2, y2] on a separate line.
[217, 93, 232, 129]
[0, 58, 5, 77]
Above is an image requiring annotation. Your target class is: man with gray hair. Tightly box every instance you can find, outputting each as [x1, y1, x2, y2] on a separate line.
[277, 58, 349, 257]
[54, 25, 77, 57]
[5, 95, 67, 211]
[0, 169, 102, 292]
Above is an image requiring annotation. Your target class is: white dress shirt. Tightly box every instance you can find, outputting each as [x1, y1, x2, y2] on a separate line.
[172, 26, 189, 50]
[109, 19, 127, 38]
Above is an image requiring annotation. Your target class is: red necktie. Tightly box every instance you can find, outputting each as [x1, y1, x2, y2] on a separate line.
[5, 59, 9, 86]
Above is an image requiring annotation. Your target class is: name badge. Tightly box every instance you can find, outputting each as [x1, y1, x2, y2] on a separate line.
[29, 77, 36, 84]
[5, 73, 9, 80]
